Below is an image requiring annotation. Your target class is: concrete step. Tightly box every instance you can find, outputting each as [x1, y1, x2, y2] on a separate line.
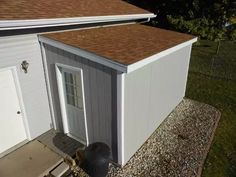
[50, 162, 70, 177]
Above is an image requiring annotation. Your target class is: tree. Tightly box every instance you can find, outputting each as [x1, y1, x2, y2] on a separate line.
[126, 0, 236, 40]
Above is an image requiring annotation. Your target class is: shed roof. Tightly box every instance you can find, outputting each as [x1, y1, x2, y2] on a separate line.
[0, 0, 150, 20]
[42, 24, 196, 66]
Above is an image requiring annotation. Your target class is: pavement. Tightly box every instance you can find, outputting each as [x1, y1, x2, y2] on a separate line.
[0, 140, 63, 177]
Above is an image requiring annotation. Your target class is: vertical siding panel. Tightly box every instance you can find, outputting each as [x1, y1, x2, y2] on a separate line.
[96, 64, 105, 142]
[111, 70, 118, 162]
[102, 67, 108, 144]
[103, 67, 112, 147]
[44, 45, 115, 160]
[88, 61, 99, 141]
[123, 45, 192, 164]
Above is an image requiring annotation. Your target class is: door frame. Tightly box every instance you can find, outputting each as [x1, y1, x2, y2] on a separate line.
[0, 66, 30, 151]
[55, 63, 89, 146]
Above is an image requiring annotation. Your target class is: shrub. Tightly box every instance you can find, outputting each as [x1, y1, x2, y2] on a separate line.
[229, 29, 236, 40]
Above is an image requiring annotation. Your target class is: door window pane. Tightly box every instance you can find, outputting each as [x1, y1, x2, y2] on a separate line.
[64, 71, 83, 109]
[64, 72, 73, 84]
[66, 94, 75, 106]
[65, 84, 74, 95]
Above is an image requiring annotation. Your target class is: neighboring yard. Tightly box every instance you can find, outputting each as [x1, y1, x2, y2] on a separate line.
[186, 40, 236, 177]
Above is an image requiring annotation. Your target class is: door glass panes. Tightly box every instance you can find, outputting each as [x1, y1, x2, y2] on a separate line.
[64, 72, 83, 109]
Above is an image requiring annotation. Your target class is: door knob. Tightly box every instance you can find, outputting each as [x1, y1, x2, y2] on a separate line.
[17, 111, 21, 114]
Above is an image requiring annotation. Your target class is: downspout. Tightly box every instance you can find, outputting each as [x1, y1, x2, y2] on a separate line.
[139, 17, 152, 24]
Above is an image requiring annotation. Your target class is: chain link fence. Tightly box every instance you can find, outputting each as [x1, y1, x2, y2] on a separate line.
[189, 40, 236, 82]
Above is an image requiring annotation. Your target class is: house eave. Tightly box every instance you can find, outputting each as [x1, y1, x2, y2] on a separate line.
[0, 14, 156, 31]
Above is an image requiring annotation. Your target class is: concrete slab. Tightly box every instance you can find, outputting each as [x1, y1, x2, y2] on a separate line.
[0, 140, 63, 177]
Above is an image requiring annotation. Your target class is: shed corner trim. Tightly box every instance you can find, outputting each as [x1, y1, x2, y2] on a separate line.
[117, 72, 125, 166]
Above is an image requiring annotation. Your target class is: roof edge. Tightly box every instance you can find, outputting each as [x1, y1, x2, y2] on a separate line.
[39, 34, 197, 74]
[38, 35, 128, 72]
[126, 37, 198, 73]
[0, 14, 156, 30]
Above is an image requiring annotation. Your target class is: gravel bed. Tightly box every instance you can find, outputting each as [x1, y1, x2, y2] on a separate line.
[108, 98, 221, 177]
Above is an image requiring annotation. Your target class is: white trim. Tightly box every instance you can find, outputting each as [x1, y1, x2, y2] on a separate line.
[55, 63, 89, 146]
[39, 36, 128, 72]
[40, 42, 57, 130]
[80, 67, 89, 146]
[0, 14, 156, 30]
[117, 72, 125, 165]
[39, 36, 197, 74]
[55, 65, 69, 133]
[126, 37, 198, 73]
[0, 66, 31, 140]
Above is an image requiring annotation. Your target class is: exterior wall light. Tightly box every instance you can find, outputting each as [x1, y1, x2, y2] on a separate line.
[21, 60, 29, 73]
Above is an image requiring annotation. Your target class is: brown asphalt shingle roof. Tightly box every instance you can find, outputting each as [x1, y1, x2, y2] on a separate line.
[43, 24, 195, 65]
[0, 0, 150, 20]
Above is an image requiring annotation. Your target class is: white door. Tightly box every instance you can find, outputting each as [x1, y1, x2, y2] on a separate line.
[0, 69, 27, 154]
[60, 67, 87, 144]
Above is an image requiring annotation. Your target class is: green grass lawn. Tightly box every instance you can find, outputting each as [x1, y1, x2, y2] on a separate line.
[186, 40, 236, 177]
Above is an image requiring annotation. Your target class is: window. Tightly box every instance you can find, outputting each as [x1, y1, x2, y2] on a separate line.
[64, 72, 83, 109]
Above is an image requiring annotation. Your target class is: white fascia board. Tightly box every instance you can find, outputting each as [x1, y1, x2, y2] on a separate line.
[126, 37, 198, 73]
[38, 35, 128, 73]
[0, 14, 156, 30]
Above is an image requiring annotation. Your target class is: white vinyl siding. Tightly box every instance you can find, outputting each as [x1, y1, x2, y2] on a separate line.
[122, 45, 192, 164]
[0, 35, 51, 139]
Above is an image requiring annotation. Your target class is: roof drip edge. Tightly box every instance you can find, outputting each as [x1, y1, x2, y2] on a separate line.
[0, 14, 156, 30]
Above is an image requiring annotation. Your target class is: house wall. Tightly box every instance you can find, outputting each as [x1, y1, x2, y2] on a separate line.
[42, 44, 118, 161]
[0, 35, 52, 139]
[122, 45, 192, 164]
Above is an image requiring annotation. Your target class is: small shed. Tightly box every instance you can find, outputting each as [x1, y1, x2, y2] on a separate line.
[39, 24, 197, 166]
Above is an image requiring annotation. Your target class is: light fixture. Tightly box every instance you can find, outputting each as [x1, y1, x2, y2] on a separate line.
[21, 60, 29, 73]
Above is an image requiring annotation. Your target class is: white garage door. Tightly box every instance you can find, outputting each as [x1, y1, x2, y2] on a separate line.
[0, 69, 27, 156]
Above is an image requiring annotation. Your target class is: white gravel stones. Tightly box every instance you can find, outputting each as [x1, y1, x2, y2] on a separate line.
[108, 98, 221, 177]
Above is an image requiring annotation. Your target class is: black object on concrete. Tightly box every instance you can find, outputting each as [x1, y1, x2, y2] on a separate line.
[80, 142, 111, 177]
